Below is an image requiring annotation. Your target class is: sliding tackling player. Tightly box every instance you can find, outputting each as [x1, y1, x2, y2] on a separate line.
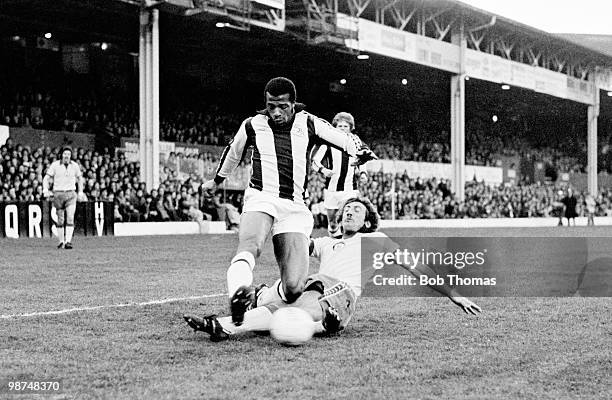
[184, 196, 481, 341]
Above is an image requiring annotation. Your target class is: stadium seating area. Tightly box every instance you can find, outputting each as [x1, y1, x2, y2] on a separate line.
[2, 65, 612, 224]
[306, 169, 612, 224]
[3, 75, 611, 173]
[0, 139, 235, 223]
[4, 138, 612, 225]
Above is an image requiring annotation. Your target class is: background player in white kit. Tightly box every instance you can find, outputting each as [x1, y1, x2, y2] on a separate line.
[312, 112, 368, 238]
[42, 146, 87, 249]
[184, 196, 481, 341]
[199, 78, 377, 325]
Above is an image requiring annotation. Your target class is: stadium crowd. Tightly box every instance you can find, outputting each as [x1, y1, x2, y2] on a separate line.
[2, 67, 612, 224]
[0, 138, 242, 227]
[2, 138, 612, 225]
[307, 169, 612, 224]
[4, 83, 612, 173]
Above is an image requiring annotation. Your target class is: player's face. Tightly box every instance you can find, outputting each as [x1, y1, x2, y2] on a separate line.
[266, 93, 295, 125]
[335, 120, 352, 134]
[342, 201, 367, 234]
[61, 150, 71, 164]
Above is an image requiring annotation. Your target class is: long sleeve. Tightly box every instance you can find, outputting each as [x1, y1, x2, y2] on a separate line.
[214, 118, 250, 184]
[311, 144, 328, 171]
[312, 116, 359, 157]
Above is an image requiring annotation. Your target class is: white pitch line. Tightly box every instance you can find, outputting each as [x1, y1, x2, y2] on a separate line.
[0, 293, 226, 320]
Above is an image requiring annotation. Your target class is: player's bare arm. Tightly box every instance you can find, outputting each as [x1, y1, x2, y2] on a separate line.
[400, 261, 482, 315]
[76, 171, 87, 202]
[379, 235, 482, 315]
[42, 172, 53, 198]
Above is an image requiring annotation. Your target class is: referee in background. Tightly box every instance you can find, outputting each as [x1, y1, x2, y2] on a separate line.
[43, 146, 87, 249]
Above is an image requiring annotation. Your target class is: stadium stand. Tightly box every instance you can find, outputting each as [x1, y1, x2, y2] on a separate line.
[3, 68, 611, 173]
[1, 31, 612, 225]
[5, 136, 612, 224]
[306, 166, 612, 226]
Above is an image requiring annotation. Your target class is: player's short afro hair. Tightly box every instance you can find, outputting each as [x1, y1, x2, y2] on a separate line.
[332, 112, 355, 131]
[337, 196, 380, 234]
[264, 77, 297, 102]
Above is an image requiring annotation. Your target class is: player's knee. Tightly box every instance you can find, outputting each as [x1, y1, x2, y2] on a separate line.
[66, 215, 75, 225]
[282, 279, 304, 303]
[240, 244, 262, 258]
[239, 238, 265, 258]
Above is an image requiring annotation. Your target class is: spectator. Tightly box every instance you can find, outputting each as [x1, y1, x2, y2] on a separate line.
[561, 188, 578, 226]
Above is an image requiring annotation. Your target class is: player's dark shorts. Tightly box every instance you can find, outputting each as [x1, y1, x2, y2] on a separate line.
[305, 273, 357, 331]
[565, 209, 578, 219]
[53, 190, 77, 210]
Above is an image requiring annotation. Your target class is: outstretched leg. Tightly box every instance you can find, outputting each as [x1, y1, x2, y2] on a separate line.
[272, 232, 309, 304]
[218, 291, 324, 336]
[226, 211, 273, 298]
[327, 208, 340, 237]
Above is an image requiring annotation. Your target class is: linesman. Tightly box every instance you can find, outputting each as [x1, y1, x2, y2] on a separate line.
[43, 146, 87, 249]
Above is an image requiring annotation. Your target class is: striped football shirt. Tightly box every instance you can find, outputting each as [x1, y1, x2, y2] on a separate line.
[312, 139, 364, 192]
[214, 110, 360, 202]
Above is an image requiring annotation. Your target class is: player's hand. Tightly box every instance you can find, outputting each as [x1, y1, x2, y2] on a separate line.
[201, 179, 217, 197]
[450, 293, 482, 315]
[320, 167, 335, 178]
[43, 189, 52, 199]
[77, 192, 88, 202]
[320, 304, 343, 334]
[352, 147, 378, 166]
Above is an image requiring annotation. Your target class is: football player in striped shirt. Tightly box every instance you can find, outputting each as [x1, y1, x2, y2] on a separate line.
[200, 77, 377, 325]
[312, 112, 369, 238]
[184, 196, 481, 341]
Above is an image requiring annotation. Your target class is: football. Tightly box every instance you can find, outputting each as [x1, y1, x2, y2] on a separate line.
[269, 307, 315, 346]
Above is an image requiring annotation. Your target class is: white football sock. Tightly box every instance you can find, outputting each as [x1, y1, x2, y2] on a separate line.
[65, 226, 74, 243]
[227, 251, 255, 298]
[257, 279, 284, 306]
[313, 320, 326, 334]
[218, 307, 273, 334]
[57, 227, 64, 244]
[217, 316, 236, 334]
[328, 225, 342, 238]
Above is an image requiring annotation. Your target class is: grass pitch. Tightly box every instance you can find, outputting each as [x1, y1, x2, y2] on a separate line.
[1, 227, 611, 399]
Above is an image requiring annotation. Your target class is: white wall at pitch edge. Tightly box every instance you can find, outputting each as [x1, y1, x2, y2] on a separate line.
[365, 160, 504, 185]
[380, 217, 612, 229]
[114, 221, 231, 236]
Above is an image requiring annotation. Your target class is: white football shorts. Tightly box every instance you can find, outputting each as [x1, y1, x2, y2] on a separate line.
[242, 187, 313, 237]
